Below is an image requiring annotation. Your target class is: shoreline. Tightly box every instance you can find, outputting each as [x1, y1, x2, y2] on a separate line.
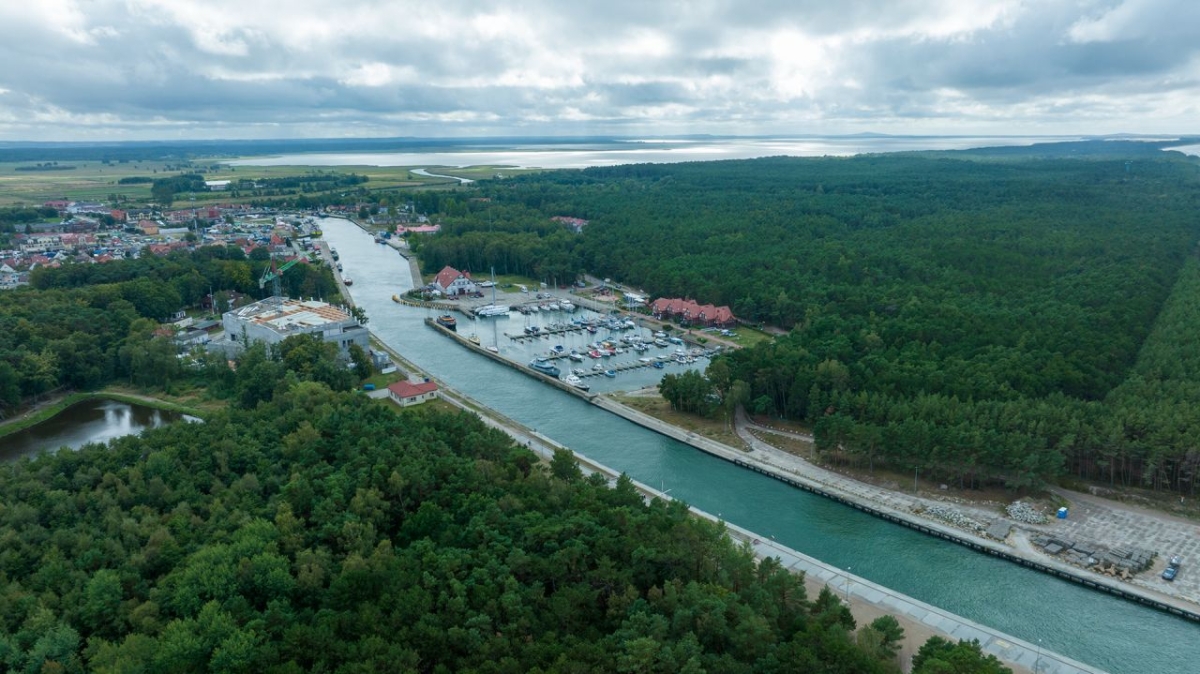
[0, 389, 207, 440]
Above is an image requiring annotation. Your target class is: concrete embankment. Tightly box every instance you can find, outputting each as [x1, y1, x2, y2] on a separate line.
[427, 381, 1102, 674]
[374, 321, 1102, 672]
[590, 396, 1200, 624]
[420, 313, 1200, 623]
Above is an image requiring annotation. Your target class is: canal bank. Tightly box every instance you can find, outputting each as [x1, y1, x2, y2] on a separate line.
[592, 396, 1200, 623]
[412, 370, 1101, 674]
[321, 214, 1199, 674]
[422, 309, 1200, 623]
[379, 344, 1097, 673]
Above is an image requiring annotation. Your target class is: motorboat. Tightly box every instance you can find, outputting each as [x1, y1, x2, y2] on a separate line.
[528, 358, 561, 378]
[475, 304, 509, 317]
[435, 315, 457, 331]
[565, 374, 590, 391]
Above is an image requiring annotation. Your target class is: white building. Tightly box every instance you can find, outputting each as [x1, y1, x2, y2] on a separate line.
[433, 265, 477, 296]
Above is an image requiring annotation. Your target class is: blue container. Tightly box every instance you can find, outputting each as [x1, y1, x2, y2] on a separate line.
[1057, 507, 1069, 519]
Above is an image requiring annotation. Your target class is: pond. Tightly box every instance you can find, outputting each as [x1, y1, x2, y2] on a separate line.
[0, 399, 199, 462]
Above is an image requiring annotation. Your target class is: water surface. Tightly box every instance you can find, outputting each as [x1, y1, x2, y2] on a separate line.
[228, 135, 1086, 169]
[0, 399, 197, 462]
[323, 218, 1198, 674]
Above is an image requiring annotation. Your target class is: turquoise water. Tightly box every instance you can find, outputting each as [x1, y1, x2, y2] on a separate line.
[324, 219, 1197, 674]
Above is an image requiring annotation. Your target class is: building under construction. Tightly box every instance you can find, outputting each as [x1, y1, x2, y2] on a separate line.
[220, 297, 368, 355]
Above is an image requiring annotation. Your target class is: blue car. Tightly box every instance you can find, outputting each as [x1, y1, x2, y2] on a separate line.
[1163, 555, 1182, 581]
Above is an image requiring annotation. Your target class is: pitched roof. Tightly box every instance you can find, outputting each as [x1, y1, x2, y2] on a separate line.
[434, 265, 472, 290]
[388, 380, 439, 398]
[651, 297, 736, 324]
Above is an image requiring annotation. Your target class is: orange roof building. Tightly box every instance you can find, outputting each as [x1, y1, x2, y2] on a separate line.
[650, 297, 736, 327]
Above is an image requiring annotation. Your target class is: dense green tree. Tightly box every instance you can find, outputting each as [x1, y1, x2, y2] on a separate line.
[912, 637, 1011, 674]
[347, 343, 372, 380]
[416, 145, 1200, 491]
[0, 377, 915, 673]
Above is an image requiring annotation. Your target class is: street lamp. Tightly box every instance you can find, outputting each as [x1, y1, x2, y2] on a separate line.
[1035, 638, 1042, 673]
[844, 567, 853, 602]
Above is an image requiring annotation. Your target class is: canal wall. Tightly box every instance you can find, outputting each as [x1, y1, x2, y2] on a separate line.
[424, 318, 599, 399]
[590, 396, 1200, 624]
[421, 304, 1200, 624]
[427, 379, 1103, 674]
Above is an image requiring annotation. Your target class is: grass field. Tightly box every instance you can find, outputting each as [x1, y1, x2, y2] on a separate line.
[0, 160, 545, 207]
[0, 160, 171, 205]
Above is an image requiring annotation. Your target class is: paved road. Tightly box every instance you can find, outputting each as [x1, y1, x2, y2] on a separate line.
[734, 408, 1200, 611]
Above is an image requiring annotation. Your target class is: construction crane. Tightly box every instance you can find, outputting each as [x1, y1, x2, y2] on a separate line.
[259, 257, 303, 302]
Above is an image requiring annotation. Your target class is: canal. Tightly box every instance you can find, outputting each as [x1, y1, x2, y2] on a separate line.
[0, 399, 198, 462]
[323, 218, 1196, 674]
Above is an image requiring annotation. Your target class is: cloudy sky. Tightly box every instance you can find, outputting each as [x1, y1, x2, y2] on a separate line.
[0, 0, 1196, 141]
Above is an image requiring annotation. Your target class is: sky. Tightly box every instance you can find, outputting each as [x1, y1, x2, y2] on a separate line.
[0, 0, 1197, 141]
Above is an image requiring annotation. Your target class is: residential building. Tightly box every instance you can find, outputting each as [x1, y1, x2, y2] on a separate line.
[387, 380, 439, 407]
[650, 297, 736, 327]
[433, 265, 477, 296]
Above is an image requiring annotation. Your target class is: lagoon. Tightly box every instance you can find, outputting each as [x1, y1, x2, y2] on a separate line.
[227, 135, 1088, 169]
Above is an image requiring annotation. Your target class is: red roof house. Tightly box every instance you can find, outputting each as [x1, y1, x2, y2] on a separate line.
[387, 380, 439, 407]
[433, 265, 476, 296]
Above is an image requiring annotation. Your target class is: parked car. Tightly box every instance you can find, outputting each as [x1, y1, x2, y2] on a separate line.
[1163, 555, 1182, 581]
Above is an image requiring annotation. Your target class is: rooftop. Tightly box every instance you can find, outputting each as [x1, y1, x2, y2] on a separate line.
[233, 298, 354, 333]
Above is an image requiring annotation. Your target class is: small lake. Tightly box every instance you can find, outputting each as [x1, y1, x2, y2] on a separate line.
[0, 399, 199, 462]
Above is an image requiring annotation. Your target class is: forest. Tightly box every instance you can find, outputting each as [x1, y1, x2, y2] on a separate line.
[0, 379, 1010, 673]
[418, 142, 1200, 492]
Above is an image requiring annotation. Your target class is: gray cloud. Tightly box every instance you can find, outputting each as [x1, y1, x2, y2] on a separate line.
[0, 0, 1196, 140]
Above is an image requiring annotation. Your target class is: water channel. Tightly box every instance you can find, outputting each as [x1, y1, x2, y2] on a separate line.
[322, 218, 1196, 674]
[0, 399, 197, 462]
